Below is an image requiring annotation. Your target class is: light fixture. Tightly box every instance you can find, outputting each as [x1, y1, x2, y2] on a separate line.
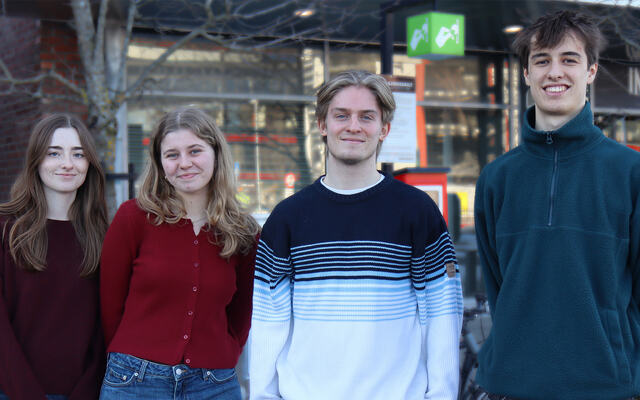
[294, 8, 315, 18]
[503, 25, 523, 34]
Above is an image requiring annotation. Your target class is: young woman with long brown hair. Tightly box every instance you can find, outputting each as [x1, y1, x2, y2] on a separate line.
[0, 113, 108, 399]
[100, 107, 259, 399]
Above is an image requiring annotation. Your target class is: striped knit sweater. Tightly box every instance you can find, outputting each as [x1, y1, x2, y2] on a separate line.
[249, 175, 463, 400]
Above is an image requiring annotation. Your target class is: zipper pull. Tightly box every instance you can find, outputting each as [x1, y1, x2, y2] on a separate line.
[546, 132, 553, 144]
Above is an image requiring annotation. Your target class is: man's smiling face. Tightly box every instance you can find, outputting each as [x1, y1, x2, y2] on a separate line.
[319, 85, 389, 167]
[524, 32, 598, 131]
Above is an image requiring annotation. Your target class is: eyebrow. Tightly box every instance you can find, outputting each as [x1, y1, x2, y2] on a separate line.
[48, 145, 84, 150]
[530, 51, 582, 60]
[332, 107, 378, 114]
[162, 144, 204, 155]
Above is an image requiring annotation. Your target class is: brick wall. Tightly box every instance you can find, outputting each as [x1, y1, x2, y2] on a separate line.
[39, 21, 87, 117]
[0, 17, 41, 201]
[0, 18, 87, 201]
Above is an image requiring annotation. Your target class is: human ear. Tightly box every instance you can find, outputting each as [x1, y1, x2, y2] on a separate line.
[586, 63, 598, 84]
[379, 122, 390, 141]
[523, 67, 531, 86]
[318, 119, 327, 137]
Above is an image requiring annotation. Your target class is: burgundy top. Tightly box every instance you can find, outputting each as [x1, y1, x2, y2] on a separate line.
[0, 218, 104, 399]
[100, 199, 256, 368]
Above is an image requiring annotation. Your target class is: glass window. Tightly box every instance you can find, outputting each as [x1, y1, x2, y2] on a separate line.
[419, 55, 508, 105]
[127, 38, 323, 96]
[627, 117, 640, 146]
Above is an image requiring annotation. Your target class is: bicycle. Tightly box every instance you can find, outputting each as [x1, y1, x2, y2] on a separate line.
[459, 294, 492, 400]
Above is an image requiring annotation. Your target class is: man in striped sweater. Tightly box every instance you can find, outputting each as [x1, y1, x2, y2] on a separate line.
[248, 70, 463, 400]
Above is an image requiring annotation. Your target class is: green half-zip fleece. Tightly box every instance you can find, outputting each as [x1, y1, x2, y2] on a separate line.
[474, 103, 640, 400]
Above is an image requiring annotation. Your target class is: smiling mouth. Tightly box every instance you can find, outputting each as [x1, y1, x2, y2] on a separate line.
[178, 173, 198, 179]
[544, 85, 569, 94]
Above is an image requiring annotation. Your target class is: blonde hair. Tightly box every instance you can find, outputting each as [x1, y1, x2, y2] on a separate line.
[137, 107, 259, 257]
[0, 113, 108, 276]
[316, 70, 396, 126]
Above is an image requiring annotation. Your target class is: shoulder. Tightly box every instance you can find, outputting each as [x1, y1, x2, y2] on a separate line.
[385, 178, 440, 212]
[598, 138, 640, 162]
[597, 139, 640, 186]
[266, 181, 319, 221]
[109, 199, 149, 230]
[114, 199, 146, 218]
[482, 146, 523, 177]
[475, 147, 525, 193]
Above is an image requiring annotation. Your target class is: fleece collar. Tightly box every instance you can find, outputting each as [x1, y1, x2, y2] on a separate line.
[521, 102, 604, 159]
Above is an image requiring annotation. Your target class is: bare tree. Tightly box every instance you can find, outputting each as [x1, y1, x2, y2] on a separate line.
[0, 0, 372, 174]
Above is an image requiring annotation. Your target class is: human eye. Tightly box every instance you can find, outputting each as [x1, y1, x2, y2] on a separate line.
[361, 114, 375, 121]
[563, 57, 579, 64]
[190, 148, 202, 155]
[333, 113, 348, 120]
[164, 152, 178, 159]
[73, 152, 85, 159]
[533, 59, 548, 66]
[47, 151, 60, 157]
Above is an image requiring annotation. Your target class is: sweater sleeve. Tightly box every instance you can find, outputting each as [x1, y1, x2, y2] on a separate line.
[474, 171, 502, 317]
[0, 231, 47, 399]
[226, 239, 258, 347]
[630, 168, 640, 309]
[415, 211, 463, 400]
[248, 215, 293, 400]
[100, 201, 140, 347]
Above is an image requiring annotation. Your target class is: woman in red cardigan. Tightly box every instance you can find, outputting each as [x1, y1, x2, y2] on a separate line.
[100, 108, 259, 399]
[0, 113, 108, 400]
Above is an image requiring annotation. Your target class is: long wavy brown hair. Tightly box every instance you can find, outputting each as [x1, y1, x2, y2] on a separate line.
[137, 107, 259, 257]
[0, 113, 108, 276]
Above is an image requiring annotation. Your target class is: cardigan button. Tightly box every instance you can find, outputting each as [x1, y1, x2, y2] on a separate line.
[183, 334, 189, 340]
[188, 311, 193, 316]
[194, 239, 198, 245]
[185, 358, 191, 364]
[192, 286, 197, 292]
[194, 262, 199, 268]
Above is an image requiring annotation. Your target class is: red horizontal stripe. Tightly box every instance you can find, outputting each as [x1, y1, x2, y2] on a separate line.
[238, 172, 299, 181]
[225, 133, 298, 144]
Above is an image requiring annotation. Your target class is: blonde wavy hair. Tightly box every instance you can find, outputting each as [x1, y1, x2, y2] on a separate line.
[137, 107, 259, 257]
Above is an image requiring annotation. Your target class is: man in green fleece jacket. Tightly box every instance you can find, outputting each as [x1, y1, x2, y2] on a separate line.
[474, 10, 640, 400]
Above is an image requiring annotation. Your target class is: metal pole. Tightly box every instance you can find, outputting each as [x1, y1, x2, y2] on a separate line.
[380, 3, 394, 173]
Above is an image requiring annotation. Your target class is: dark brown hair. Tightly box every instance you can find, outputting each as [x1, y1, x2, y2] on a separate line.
[0, 113, 108, 276]
[513, 10, 606, 70]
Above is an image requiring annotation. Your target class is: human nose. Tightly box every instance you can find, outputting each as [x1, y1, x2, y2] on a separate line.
[178, 155, 192, 168]
[347, 115, 361, 132]
[547, 60, 564, 80]
[61, 153, 74, 169]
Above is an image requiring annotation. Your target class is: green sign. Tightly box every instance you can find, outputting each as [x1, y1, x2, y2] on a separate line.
[407, 12, 465, 59]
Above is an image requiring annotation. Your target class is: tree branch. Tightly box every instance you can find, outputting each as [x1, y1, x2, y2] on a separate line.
[93, 0, 109, 73]
[124, 25, 206, 98]
[0, 58, 84, 96]
[117, 0, 138, 88]
[71, 0, 107, 113]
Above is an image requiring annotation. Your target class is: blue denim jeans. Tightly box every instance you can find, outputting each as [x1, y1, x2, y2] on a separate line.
[99, 353, 241, 400]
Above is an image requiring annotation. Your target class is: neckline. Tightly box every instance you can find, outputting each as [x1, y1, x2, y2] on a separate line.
[313, 173, 393, 203]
